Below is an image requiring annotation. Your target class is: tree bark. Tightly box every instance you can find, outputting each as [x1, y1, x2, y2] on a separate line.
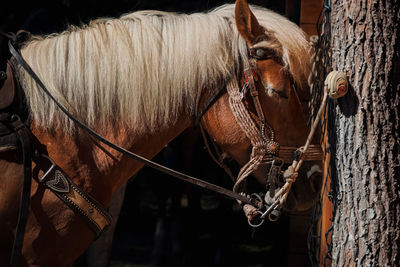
[330, 0, 400, 265]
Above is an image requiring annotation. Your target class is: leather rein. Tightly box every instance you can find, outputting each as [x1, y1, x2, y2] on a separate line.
[7, 40, 257, 205]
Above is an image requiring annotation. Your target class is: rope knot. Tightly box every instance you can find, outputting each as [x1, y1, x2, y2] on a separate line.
[283, 166, 298, 184]
[243, 204, 258, 220]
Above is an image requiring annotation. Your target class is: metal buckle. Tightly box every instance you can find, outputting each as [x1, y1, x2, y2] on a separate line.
[37, 154, 56, 183]
[266, 158, 284, 194]
[269, 158, 284, 175]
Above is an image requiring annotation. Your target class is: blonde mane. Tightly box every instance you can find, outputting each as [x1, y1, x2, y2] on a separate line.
[16, 4, 311, 133]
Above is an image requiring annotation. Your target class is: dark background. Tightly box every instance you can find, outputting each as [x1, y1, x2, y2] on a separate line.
[0, 0, 298, 68]
[1, 1, 310, 266]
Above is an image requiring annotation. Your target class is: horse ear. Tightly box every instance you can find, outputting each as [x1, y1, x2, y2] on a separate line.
[235, 0, 266, 45]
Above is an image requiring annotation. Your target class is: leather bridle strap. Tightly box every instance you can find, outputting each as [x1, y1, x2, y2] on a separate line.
[194, 79, 228, 126]
[9, 115, 32, 267]
[244, 68, 279, 155]
[279, 145, 322, 162]
[227, 71, 269, 193]
[8, 42, 256, 207]
[34, 155, 112, 236]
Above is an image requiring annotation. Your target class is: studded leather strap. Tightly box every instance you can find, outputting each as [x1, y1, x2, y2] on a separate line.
[36, 155, 112, 236]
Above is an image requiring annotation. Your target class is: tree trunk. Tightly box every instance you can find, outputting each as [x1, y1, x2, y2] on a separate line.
[330, 0, 400, 265]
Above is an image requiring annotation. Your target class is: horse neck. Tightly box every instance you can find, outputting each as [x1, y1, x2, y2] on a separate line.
[104, 116, 193, 194]
[30, 115, 192, 206]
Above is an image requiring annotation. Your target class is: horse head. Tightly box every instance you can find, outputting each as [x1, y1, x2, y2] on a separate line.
[201, 0, 322, 214]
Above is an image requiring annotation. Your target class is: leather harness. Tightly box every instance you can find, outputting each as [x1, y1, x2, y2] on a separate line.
[1, 33, 112, 267]
[0, 56, 34, 267]
[1, 31, 323, 266]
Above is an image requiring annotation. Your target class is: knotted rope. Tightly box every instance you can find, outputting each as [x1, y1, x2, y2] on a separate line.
[226, 75, 267, 193]
[226, 64, 328, 224]
[261, 90, 329, 219]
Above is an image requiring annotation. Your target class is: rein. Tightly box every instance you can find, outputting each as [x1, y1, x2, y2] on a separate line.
[1, 31, 263, 267]
[8, 41, 256, 207]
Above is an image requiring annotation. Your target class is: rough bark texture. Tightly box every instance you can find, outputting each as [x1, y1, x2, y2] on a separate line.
[330, 0, 400, 265]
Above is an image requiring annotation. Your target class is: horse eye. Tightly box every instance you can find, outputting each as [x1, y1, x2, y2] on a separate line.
[250, 47, 272, 60]
[256, 49, 265, 57]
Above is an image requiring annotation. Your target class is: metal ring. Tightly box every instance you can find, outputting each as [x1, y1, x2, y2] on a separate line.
[268, 209, 281, 222]
[250, 193, 263, 207]
[247, 210, 265, 228]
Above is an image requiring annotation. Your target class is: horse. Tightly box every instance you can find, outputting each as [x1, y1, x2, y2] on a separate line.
[0, 0, 322, 265]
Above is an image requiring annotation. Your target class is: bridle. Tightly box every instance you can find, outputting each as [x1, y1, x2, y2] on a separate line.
[196, 54, 324, 225]
[230, 63, 324, 224]
[226, 66, 280, 195]
[3, 31, 325, 266]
